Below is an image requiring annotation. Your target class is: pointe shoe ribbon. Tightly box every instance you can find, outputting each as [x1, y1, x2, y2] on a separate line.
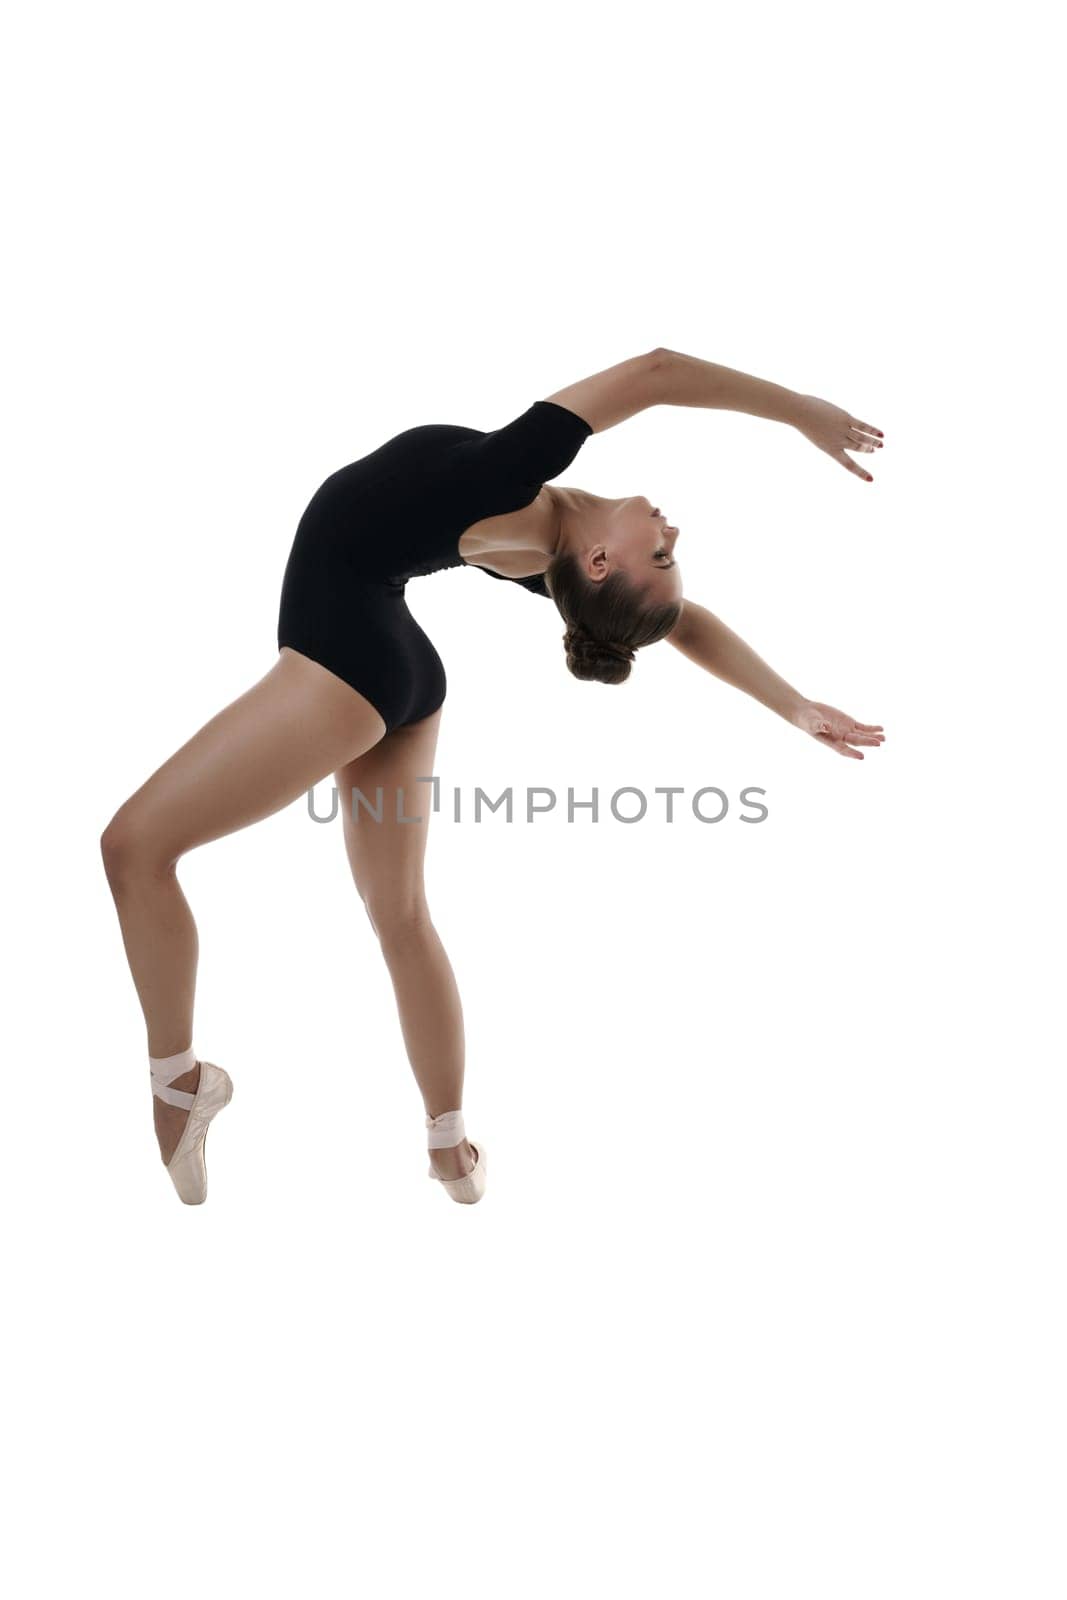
[152, 1059, 234, 1206]
[425, 1108, 488, 1205]
[150, 1055, 200, 1108]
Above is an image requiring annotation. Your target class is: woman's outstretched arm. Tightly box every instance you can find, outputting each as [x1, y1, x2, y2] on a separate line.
[665, 600, 885, 760]
[544, 348, 668, 434]
[655, 348, 885, 482]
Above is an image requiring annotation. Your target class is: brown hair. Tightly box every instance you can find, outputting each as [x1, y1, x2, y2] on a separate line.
[544, 548, 682, 685]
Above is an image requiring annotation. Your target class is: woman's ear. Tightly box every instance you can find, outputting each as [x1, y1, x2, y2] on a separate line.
[584, 543, 610, 583]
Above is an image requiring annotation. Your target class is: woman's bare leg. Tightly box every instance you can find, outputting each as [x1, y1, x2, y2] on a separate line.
[334, 708, 474, 1179]
[101, 647, 387, 1162]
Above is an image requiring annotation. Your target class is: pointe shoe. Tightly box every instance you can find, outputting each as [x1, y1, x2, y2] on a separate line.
[152, 1059, 234, 1205]
[428, 1141, 488, 1204]
[426, 1108, 488, 1205]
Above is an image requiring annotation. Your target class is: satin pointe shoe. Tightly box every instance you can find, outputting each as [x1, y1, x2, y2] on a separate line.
[151, 1058, 234, 1205]
[426, 1108, 487, 1205]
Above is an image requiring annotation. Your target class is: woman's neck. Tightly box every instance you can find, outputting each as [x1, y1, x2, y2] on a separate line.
[458, 487, 561, 577]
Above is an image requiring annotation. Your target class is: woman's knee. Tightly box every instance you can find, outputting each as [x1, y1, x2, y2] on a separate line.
[360, 883, 432, 943]
[100, 804, 179, 890]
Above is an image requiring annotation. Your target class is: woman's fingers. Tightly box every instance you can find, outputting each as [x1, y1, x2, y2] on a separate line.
[807, 705, 885, 757]
[851, 418, 883, 438]
[817, 733, 864, 759]
[836, 450, 873, 481]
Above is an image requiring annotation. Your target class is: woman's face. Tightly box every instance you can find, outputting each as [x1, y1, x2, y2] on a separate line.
[598, 496, 683, 605]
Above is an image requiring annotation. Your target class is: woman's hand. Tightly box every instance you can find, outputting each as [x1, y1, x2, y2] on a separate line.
[792, 699, 885, 759]
[792, 394, 884, 481]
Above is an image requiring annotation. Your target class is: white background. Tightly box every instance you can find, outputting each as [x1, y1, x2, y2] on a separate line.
[3, 2, 1063, 1595]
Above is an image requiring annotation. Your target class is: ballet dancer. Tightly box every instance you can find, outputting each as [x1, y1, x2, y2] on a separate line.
[100, 346, 886, 1204]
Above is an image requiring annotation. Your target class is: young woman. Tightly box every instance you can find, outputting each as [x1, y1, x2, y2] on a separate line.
[100, 347, 886, 1206]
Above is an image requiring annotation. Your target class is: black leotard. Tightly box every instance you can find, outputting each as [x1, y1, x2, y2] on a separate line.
[277, 399, 593, 732]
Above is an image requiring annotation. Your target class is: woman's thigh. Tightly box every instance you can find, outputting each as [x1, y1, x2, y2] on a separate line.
[104, 648, 388, 868]
[333, 706, 444, 926]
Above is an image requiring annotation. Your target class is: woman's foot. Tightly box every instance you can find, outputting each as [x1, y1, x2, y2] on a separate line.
[428, 1138, 478, 1181]
[153, 1059, 201, 1164]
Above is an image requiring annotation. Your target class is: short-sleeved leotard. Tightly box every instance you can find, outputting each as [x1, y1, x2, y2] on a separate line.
[277, 399, 593, 731]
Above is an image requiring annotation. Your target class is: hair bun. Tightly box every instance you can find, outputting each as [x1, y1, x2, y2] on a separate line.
[563, 623, 635, 685]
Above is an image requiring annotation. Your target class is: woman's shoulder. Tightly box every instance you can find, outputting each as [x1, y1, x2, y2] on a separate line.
[448, 400, 593, 488]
